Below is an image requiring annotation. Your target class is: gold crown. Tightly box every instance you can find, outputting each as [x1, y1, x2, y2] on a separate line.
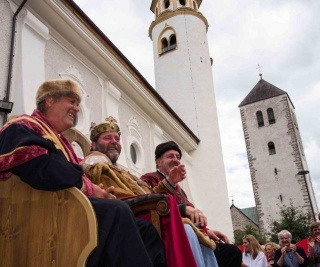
[90, 116, 121, 141]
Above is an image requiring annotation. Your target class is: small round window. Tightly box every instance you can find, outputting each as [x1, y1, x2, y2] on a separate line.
[130, 144, 137, 164]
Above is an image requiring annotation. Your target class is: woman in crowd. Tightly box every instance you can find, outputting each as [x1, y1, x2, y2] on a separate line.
[307, 222, 320, 267]
[265, 242, 280, 267]
[274, 230, 308, 267]
[242, 234, 268, 267]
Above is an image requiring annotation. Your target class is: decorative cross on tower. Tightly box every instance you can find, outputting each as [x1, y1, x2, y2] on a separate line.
[256, 64, 263, 79]
[230, 195, 234, 205]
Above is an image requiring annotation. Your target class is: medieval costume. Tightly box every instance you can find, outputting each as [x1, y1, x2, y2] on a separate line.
[82, 151, 202, 267]
[141, 170, 243, 267]
[0, 110, 165, 267]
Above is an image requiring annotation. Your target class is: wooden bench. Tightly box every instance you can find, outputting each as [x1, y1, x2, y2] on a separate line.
[0, 175, 97, 267]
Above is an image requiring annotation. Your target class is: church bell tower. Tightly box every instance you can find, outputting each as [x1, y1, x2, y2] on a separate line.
[239, 76, 318, 232]
[149, 0, 234, 236]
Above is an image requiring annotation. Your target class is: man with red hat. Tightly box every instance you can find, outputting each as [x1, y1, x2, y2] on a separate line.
[141, 141, 243, 267]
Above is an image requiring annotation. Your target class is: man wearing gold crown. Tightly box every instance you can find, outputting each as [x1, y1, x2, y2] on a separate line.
[82, 117, 218, 267]
[0, 79, 165, 267]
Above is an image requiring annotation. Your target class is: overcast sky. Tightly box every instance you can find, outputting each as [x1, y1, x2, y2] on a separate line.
[74, 0, 320, 210]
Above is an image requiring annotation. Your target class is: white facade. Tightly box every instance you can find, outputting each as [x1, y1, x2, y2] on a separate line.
[239, 80, 318, 232]
[149, 0, 233, 236]
[0, 0, 233, 238]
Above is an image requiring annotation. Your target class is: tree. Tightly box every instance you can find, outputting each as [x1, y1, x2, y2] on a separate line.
[234, 224, 267, 245]
[268, 201, 312, 243]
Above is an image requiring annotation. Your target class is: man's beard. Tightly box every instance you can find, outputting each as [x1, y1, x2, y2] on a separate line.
[107, 150, 120, 164]
[96, 143, 121, 164]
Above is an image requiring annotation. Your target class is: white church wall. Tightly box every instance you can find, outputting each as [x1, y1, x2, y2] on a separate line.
[45, 38, 102, 134]
[3, 1, 50, 119]
[0, 0, 12, 115]
[118, 97, 153, 175]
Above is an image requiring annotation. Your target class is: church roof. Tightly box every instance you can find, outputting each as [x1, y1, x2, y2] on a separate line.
[239, 78, 287, 107]
[241, 207, 259, 225]
[230, 204, 259, 227]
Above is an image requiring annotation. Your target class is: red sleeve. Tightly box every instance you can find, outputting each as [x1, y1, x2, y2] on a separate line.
[140, 172, 162, 188]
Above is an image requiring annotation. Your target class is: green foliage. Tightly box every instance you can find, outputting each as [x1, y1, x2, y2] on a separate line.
[234, 224, 267, 245]
[268, 201, 312, 243]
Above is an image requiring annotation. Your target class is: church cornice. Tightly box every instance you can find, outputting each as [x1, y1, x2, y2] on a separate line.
[148, 9, 208, 39]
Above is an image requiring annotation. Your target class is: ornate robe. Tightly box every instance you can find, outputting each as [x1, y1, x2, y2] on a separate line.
[0, 110, 164, 267]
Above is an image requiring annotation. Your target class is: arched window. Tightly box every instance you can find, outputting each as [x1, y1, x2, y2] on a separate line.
[130, 144, 137, 164]
[161, 38, 168, 53]
[169, 35, 176, 50]
[268, 142, 276, 155]
[179, 0, 186, 5]
[164, 0, 170, 9]
[256, 111, 264, 127]
[267, 108, 275, 124]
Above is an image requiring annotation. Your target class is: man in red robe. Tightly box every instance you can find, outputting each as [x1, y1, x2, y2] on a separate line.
[141, 141, 243, 267]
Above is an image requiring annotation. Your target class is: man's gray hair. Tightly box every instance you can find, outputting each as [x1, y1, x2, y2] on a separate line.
[277, 229, 292, 240]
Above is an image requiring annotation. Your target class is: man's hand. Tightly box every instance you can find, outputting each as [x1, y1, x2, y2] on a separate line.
[92, 183, 116, 199]
[289, 244, 297, 253]
[280, 246, 288, 255]
[185, 206, 207, 227]
[207, 229, 230, 244]
[167, 164, 186, 185]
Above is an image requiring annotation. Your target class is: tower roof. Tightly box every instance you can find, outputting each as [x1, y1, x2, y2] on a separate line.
[239, 79, 287, 107]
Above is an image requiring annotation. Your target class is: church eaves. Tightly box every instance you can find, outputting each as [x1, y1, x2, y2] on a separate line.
[239, 79, 287, 107]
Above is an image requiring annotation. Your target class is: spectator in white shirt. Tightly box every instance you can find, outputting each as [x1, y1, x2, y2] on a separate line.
[242, 234, 268, 267]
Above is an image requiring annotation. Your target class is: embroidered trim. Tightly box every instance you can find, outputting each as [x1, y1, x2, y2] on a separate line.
[162, 178, 175, 194]
[0, 146, 28, 157]
[8, 115, 70, 161]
